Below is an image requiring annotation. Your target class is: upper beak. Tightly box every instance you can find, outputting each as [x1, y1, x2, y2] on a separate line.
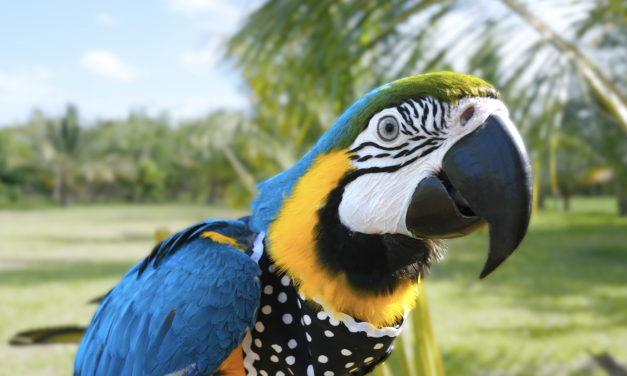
[405, 112, 533, 278]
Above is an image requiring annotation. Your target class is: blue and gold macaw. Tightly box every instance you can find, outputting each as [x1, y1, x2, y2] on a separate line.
[74, 72, 532, 376]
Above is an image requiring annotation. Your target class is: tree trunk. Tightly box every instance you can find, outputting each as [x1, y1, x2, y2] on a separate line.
[619, 195, 627, 216]
[206, 179, 218, 204]
[52, 165, 61, 203]
[616, 180, 627, 217]
[60, 169, 71, 206]
[538, 189, 545, 210]
[563, 191, 570, 212]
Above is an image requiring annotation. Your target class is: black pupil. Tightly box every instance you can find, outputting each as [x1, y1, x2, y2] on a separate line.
[384, 122, 395, 134]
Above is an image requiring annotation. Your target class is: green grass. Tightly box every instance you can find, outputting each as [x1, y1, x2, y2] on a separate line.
[424, 197, 627, 375]
[1, 198, 626, 375]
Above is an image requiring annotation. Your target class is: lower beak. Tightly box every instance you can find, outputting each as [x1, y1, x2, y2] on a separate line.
[405, 112, 533, 278]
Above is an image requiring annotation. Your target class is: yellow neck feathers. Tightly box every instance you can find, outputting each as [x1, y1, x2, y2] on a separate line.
[267, 150, 419, 328]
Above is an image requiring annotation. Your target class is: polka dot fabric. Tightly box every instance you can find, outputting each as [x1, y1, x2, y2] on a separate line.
[243, 253, 400, 376]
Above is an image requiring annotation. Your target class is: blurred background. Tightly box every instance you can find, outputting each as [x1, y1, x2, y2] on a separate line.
[1, 0, 626, 375]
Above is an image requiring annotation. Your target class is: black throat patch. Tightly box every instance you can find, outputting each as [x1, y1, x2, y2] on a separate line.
[314, 167, 443, 296]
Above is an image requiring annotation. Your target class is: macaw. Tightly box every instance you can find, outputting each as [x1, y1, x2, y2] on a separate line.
[74, 72, 532, 376]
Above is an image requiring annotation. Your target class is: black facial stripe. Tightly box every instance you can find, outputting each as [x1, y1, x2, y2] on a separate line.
[402, 103, 420, 134]
[402, 102, 417, 133]
[358, 155, 420, 175]
[400, 119, 410, 133]
[430, 98, 442, 132]
[410, 135, 426, 141]
[393, 149, 409, 159]
[349, 154, 361, 160]
[396, 105, 411, 124]
[419, 145, 440, 159]
[422, 124, 435, 136]
[348, 142, 409, 153]
[375, 153, 390, 158]
[406, 121, 420, 135]
[433, 98, 445, 132]
[401, 139, 441, 158]
[432, 98, 439, 129]
[422, 99, 430, 131]
[397, 105, 419, 135]
[409, 99, 435, 136]
[409, 98, 421, 119]
[421, 107, 435, 135]
[439, 101, 446, 130]
[357, 155, 373, 162]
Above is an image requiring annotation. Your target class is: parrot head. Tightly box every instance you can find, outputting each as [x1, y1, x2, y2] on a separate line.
[251, 72, 532, 327]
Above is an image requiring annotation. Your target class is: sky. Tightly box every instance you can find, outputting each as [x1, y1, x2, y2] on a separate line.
[0, 0, 257, 125]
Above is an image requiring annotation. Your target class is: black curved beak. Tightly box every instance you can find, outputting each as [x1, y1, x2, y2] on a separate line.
[406, 112, 533, 278]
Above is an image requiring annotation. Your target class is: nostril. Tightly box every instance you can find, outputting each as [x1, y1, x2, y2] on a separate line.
[460, 106, 475, 127]
[437, 170, 476, 217]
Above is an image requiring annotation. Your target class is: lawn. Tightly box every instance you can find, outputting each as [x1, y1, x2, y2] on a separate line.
[0, 198, 625, 375]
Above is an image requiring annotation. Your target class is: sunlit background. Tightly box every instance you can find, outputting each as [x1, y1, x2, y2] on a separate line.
[1, 0, 626, 375]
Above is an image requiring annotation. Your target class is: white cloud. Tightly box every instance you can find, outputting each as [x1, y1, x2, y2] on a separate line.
[96, 13, 117, 26]
[80, 51, 137, 81]
[167, 0, 239, 17]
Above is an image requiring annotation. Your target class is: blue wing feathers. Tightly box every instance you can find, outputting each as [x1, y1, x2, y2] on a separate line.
[74, 219, 261, 376]
[95, 350, 111, 375]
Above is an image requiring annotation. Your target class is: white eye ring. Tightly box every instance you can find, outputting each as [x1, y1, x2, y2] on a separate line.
[377, 116, 400, 142]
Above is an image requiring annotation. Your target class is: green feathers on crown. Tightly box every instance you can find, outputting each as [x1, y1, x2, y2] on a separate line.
[332, 72, 499, 150]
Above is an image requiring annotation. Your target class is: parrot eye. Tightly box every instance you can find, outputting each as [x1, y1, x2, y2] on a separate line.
[377, 116, 400, 142]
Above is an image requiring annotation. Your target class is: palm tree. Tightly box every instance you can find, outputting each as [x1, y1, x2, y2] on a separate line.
[0, 128, 26, 203]
[226, 0, 627, 214]
[175, 110, 304, 206]
[45, 105, 83, 205]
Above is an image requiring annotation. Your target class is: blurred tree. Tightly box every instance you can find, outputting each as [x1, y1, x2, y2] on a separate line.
[0, 128, 26, 203]
[174, 111, 249, 205]
[91, 113, 175, 202]
[175, 110, 305, 207]
[47, 105, 81, 205]
[137, 158, 165, 201]
[0, 107, 293, 207]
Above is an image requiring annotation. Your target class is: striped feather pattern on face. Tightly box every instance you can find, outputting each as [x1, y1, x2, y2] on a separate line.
[348, 97, 450, 165]
[339, 96, 507, 236]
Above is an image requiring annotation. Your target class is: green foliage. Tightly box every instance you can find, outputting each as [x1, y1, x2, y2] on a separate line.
[0, 130, 25, 204]
[47, 105, 81, 157]
[0, 109, 297, 207]
[138, 158, 165, 200]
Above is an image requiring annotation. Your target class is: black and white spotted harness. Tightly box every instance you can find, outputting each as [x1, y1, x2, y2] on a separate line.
[242, 251, 403, 376]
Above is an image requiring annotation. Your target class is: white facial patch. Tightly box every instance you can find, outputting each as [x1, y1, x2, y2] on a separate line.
[338, 96, 509, 236]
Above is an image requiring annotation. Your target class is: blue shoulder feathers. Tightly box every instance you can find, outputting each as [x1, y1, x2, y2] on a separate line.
[74, 219, 262, 376]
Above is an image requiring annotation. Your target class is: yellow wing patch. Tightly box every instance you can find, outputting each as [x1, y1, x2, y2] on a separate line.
[268, 150, 419, 328]
[212, 344, 245, 376]
[201, 231, 246, 252]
